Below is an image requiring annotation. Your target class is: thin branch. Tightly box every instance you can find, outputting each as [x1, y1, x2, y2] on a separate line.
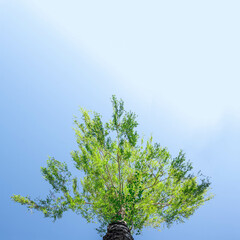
[152, 195, 175, 207]
[117, 153, 121, 194]
[142, 173, 161, 191]
[116, 126, 122, 202]
[98, 148, 118, 198]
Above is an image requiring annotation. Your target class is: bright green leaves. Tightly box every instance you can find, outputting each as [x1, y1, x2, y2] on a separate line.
[11, 95, 213, 237]
[120, 111, 139, 147]
[111, 95, 139, 147]
[92, 113, 106, 147]
[12, 157, 91, 221]
[11, 195, 38, 210]
[41, 157, 71, 192]
[11, 193, 68, 220]
[111, 95, 125, 130]
[170, 150, 193, 182]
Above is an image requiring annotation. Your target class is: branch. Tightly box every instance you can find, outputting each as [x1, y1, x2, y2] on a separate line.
[117, 153, 121, 194]
[116, 127, 122, 204]
[152, 195, 175, 207]
[98, 148, 118, 198]
[142, 173, 161, 192]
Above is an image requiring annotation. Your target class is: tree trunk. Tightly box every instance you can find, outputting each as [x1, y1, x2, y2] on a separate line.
[103, 220, 134, 240]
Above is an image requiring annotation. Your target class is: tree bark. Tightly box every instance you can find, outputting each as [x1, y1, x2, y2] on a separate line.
[103, 221, 134, 240]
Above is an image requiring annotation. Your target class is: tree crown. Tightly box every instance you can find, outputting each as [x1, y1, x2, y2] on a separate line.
[12, 95, 213, 236]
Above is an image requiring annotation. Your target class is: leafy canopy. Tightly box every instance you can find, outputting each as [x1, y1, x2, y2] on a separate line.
[12, 96, 213, 236]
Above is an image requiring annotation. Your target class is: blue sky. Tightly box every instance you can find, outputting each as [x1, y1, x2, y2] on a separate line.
[1, 1, 240, 239]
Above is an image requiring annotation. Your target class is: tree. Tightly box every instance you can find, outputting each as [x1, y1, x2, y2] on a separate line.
[12, 95, 213, 239]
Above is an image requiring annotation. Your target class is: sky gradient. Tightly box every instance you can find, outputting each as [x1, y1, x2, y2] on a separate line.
[1, 1, 240, 239]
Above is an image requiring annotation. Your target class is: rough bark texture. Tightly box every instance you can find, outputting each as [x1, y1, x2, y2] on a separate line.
[103, 221, 134, 240]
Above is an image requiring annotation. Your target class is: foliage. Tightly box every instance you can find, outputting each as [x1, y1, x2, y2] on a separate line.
[12, 95, 213, 236]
